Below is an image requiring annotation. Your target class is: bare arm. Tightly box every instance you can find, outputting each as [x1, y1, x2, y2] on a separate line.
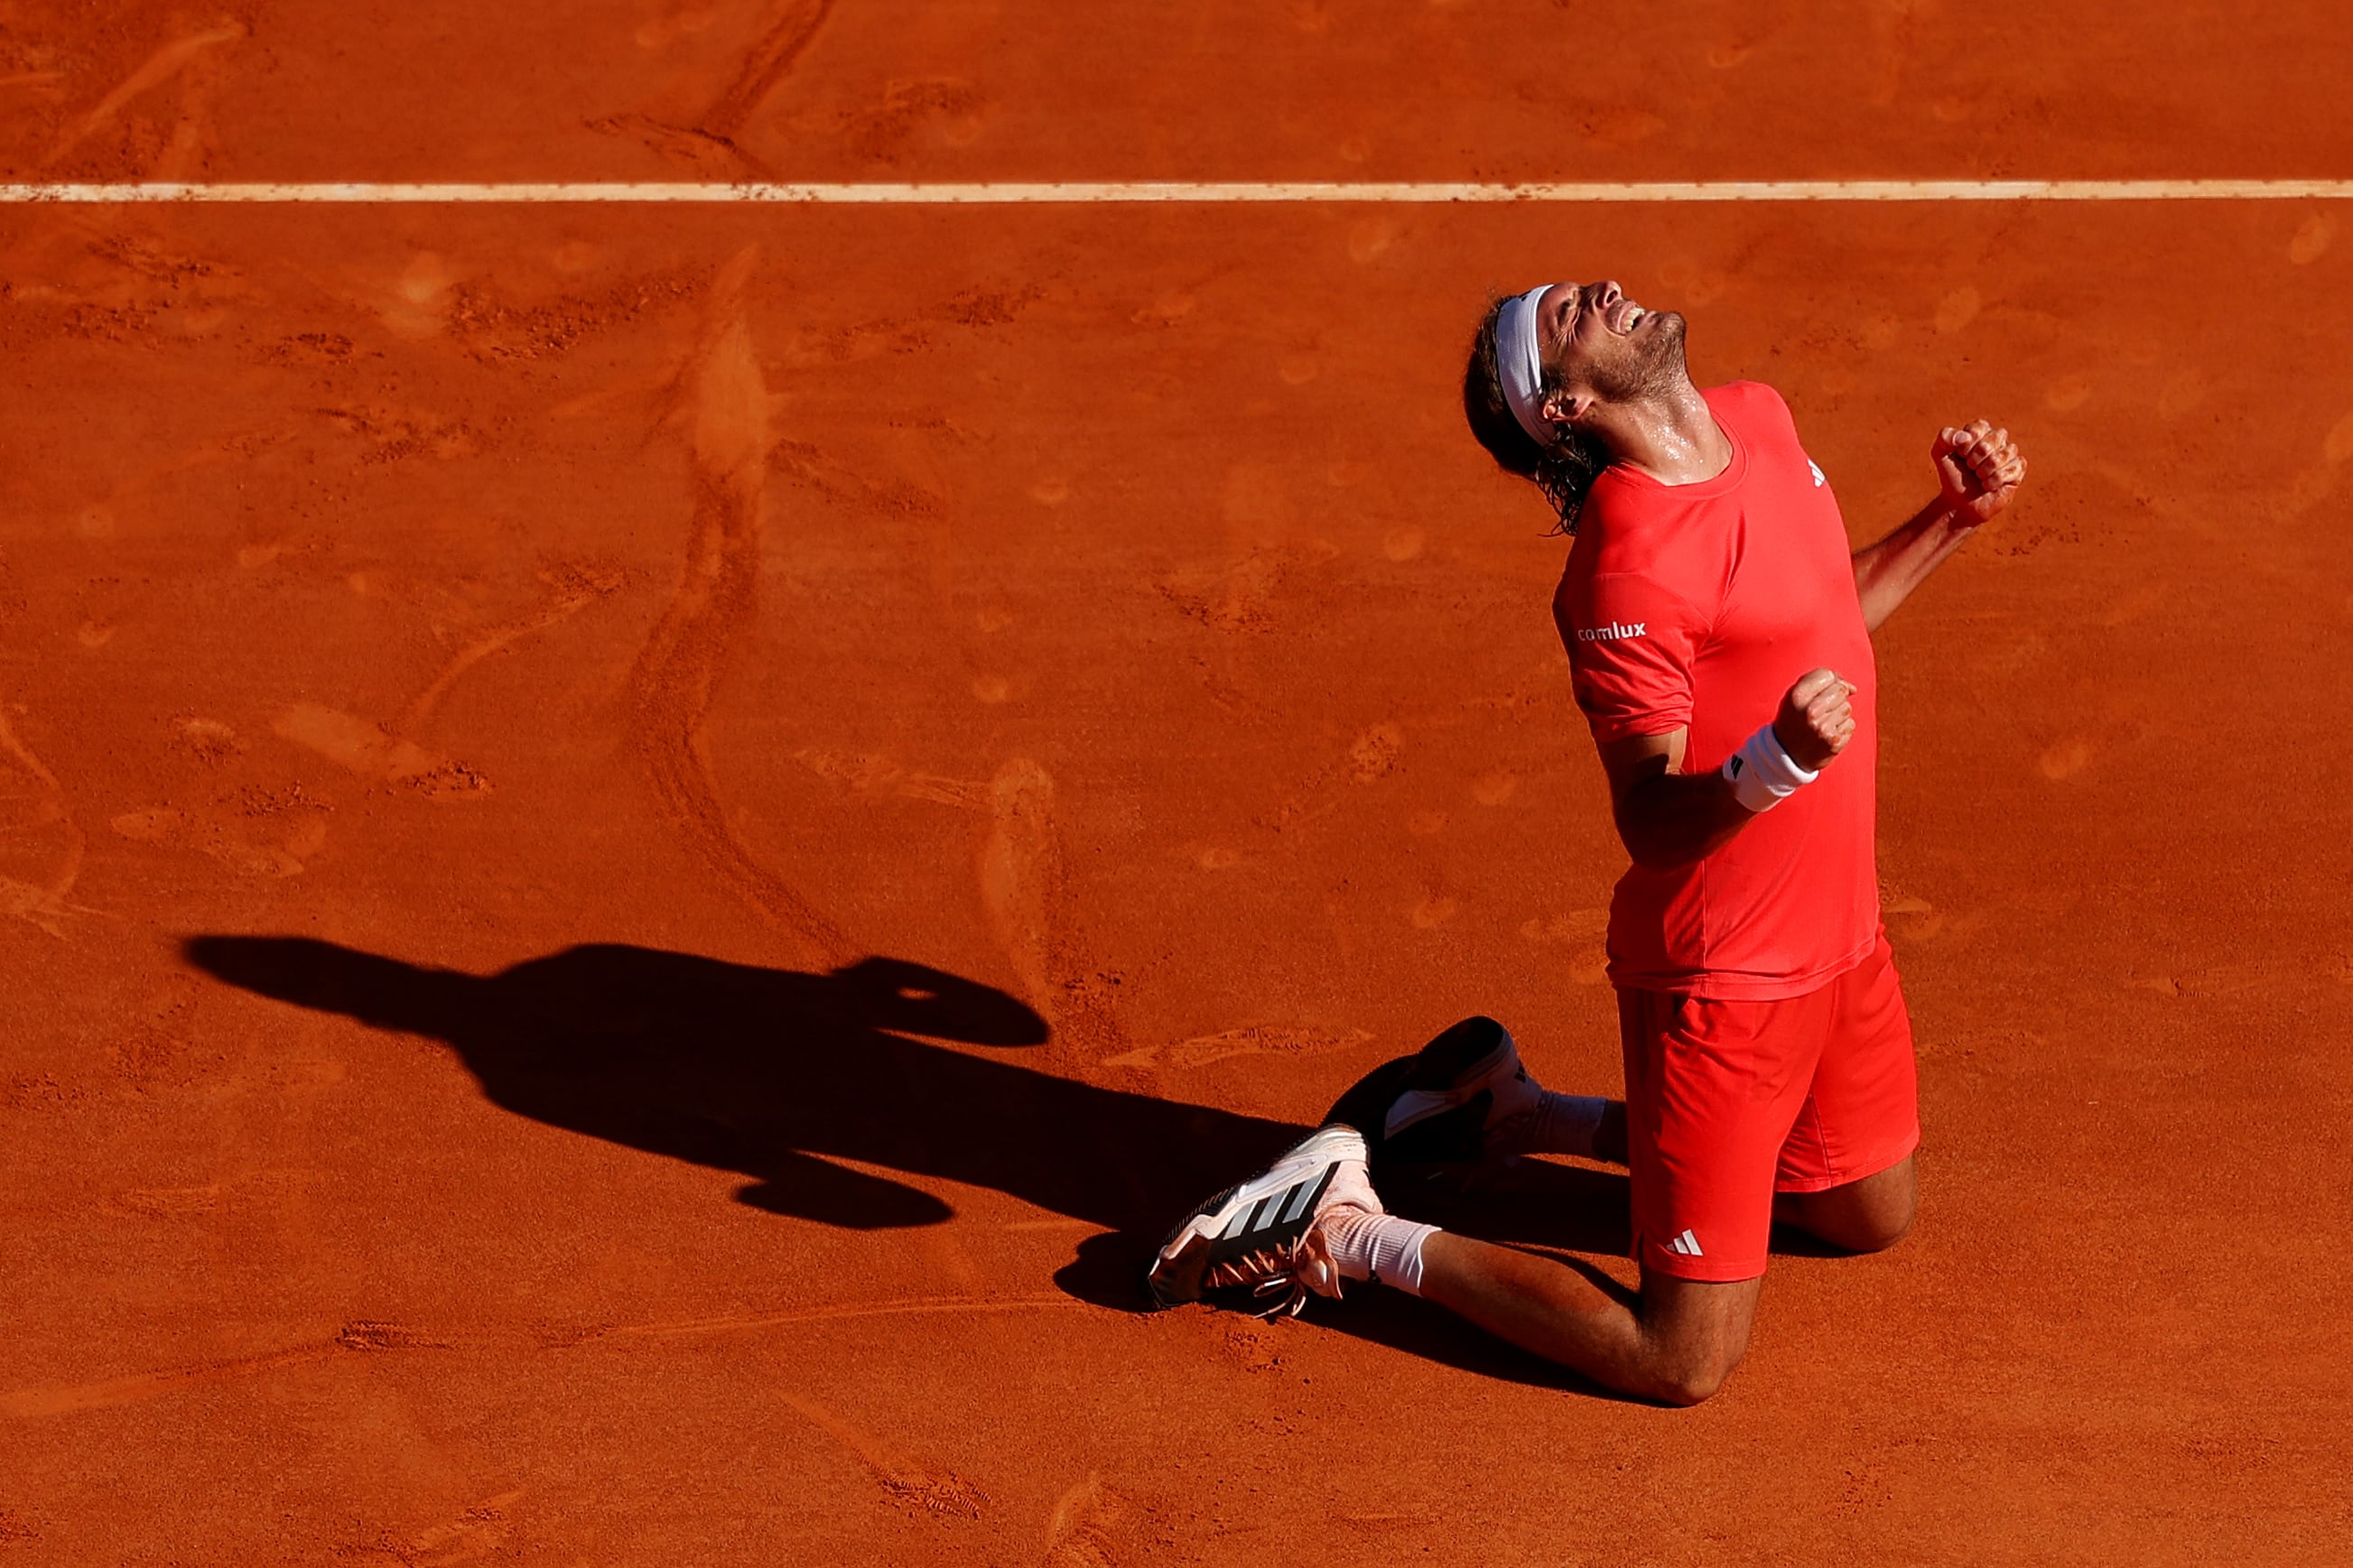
[1599, 671, 1856, 870]
[1851, 497, 1977, 634]
[1851, 419, 2027, 633]
[1597, 728, 1748, 870]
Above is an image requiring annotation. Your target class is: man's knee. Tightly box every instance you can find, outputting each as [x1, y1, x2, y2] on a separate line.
[1651, 1344, 1744, 1406]
[1845, 1199, 1915, 1254]
[1635, 1276, 1758, 1406]
[1782, 1161, 1917, 1254]
[1842, 1174, 1918, 1252]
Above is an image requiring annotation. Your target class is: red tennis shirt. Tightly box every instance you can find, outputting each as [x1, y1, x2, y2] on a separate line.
[1554, 381, 1881, 1000]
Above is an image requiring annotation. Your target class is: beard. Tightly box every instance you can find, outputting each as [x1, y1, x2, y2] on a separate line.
[1586, 311, 1688, 403]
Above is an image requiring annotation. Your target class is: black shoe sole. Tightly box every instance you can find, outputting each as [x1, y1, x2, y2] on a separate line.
[1322, 1015, 1512, 1176]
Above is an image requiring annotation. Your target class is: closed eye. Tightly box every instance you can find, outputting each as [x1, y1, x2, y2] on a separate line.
[1549, 286, 1581, 352]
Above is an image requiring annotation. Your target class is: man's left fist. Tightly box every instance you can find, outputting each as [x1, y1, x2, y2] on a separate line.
[1934, 418, 2026, 526]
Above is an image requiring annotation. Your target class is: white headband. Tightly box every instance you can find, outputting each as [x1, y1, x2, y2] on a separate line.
[1494, 283, 1558, 448]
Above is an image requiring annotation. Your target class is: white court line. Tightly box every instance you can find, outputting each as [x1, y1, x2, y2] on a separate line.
[0, 179, 2349, 204]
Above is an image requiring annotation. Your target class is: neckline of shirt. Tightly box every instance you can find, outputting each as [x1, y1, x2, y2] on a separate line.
[1596, 408, 1750, 503]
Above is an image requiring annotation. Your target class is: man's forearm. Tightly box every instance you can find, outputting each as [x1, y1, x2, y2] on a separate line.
[1614, 768, 1754, 870]
[1599, 678, 1854, 870]
[1852, 498, 1971, 633]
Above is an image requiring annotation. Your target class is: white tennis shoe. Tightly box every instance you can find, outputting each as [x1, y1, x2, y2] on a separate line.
[1144, 1124, 1381, 1317]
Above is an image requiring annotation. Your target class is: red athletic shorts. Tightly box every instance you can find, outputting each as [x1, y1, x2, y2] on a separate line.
[1617, 932, 1920, 1283]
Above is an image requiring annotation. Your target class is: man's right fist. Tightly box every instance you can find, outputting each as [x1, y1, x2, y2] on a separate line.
[1773, 668, 1856, 771]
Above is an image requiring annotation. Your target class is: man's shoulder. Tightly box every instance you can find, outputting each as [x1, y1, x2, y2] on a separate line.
[1706, 379, 1796, 432]
[1571, 474, 1735, 579]
[1555, 542, 1713, 632]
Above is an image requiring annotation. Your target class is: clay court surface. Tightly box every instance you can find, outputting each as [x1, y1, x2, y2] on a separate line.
[6, 4, 2353, 1563]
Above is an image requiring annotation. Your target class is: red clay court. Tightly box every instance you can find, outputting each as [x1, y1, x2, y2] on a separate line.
[5, 4, 2351, 1563]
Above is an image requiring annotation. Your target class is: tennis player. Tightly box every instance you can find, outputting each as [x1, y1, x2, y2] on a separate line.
[1147, 277, 2025, 1405]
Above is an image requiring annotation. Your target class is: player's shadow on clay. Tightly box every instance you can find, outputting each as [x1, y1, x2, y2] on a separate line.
[182, 936, 1288, 1239]
[184, 936, 1668, 1389]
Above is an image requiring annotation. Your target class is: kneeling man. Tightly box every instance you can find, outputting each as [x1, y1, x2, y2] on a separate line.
[1147, 275, 2025, 1405]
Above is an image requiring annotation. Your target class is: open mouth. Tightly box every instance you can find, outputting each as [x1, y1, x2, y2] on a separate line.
[1610, 300, 1646, 333]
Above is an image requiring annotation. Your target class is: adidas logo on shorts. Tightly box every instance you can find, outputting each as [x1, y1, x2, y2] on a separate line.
[1666, 1228, 1705, 1257]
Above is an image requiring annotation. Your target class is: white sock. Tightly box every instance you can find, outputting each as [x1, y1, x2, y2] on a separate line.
[1325, 1209, 1439, 1296]
[1501, 1091, 1609, 1159]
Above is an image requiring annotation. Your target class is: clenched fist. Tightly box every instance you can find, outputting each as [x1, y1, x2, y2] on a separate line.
[1934, 418, 2026, 526]
[1773, 668, 1856, 771]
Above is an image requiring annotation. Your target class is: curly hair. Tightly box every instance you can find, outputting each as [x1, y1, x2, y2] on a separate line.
[1462, 294, 1608, 534]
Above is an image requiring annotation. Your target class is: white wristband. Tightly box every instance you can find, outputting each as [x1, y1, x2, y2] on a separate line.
[1723, 723, 1818, 813]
